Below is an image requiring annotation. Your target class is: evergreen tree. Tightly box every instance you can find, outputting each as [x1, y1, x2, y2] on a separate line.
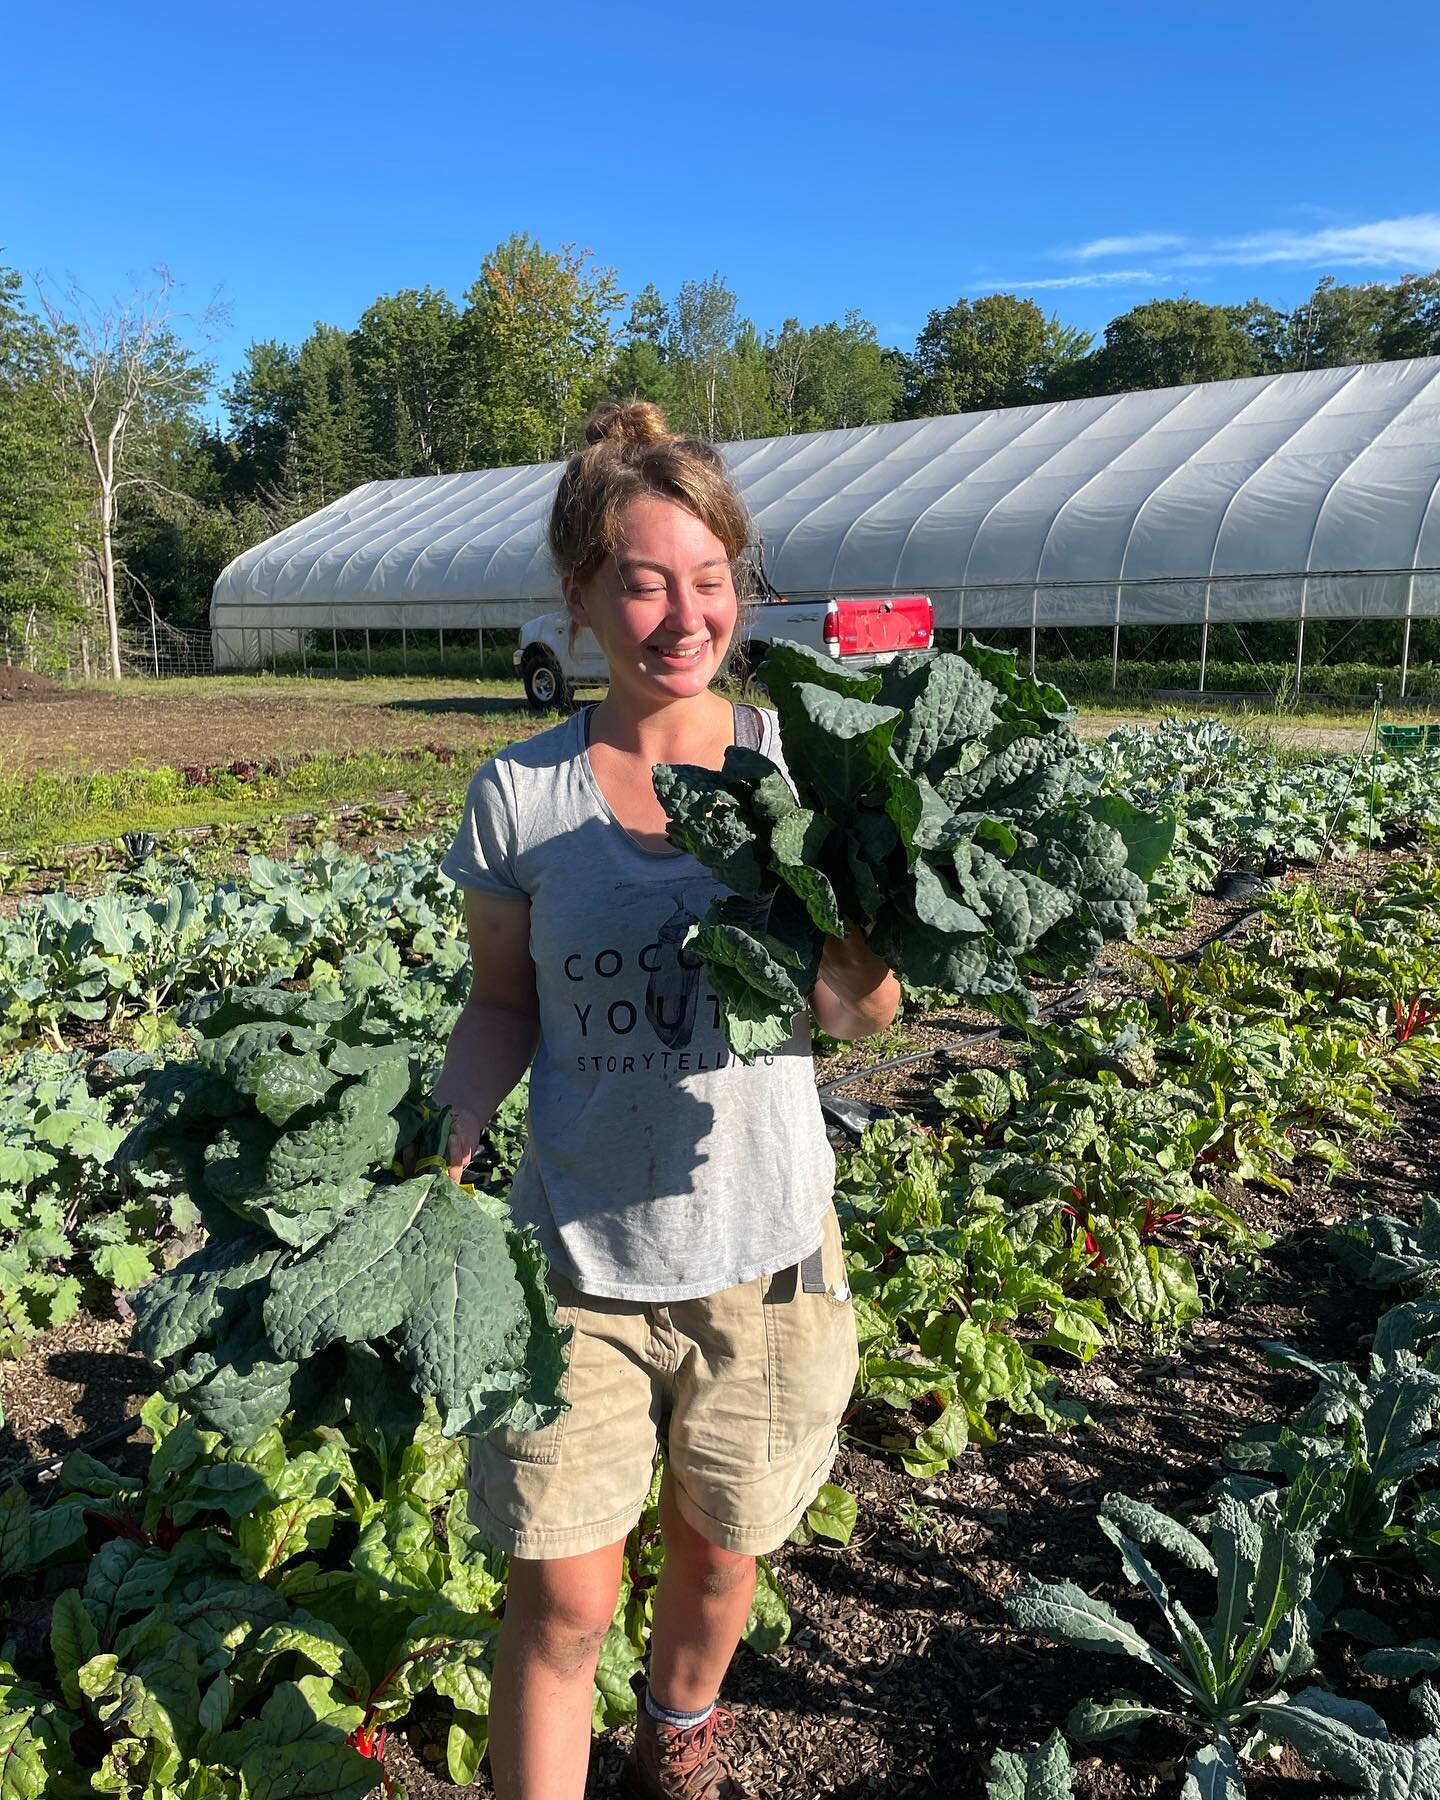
[606, 283, 676, 411]
[294, 325, 373, 506]
[221, 340, 302, 502]
[351, 287, 465, 475]
[0, 265, 87, 648]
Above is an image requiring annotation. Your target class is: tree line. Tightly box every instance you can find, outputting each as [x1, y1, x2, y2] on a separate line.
[4, 232, 1440, 676]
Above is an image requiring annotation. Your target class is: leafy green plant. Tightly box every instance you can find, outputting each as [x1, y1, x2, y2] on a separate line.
[1254, 1683, 1440, 1797]
[986, 1730, 1075, 1799]
[121, 982, 567, 1448]
[0, 1048, 187, 1356]
[1006, 1485, 1338, 1793]
[1331, 1199, 1440, 1296]
[1222, 1297, 1440, 1569]
[0, 1392, 515, 1797]
[655, 641, 1175, 1058]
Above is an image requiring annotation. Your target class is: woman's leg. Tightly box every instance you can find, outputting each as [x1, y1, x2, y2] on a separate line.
[488, 1537, 628, 1800]
[646, 1471, 757, 1711]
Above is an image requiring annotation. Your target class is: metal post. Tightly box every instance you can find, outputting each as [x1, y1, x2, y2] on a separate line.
[332, 628, 338, 672]
[1294, 578, 1308, 695]
[438, 626, 445, 667]
[301, 629, 308, 674]
[1110, 585, 1122, 692]
[268, 627, 276, 673]
[365, 627, 372, 673]
[401, 623, 408, 674]
[150, 606, 159, 678]
[1401, 572, 1415, 699]
[1029, 591, 1038, 676]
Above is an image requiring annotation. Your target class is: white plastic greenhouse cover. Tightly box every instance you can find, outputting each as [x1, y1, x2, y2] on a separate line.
[211, 356, 1440, 645]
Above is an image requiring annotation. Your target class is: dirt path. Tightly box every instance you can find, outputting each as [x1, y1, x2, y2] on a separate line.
[1072, 710, 1373, 754]
[3, 680, 1380, 775]
[2, 683, 549, 775]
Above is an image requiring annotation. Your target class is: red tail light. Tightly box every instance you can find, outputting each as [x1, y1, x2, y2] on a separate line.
[823, 604, 839, 645]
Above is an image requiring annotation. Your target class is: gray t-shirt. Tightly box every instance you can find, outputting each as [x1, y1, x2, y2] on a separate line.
[440, 704, 835, 1302]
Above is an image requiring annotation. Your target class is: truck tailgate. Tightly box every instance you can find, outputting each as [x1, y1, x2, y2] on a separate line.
[833, 595, 933, 656]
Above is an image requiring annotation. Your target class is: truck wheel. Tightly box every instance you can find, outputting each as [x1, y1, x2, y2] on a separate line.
[522, 648, 571, 711]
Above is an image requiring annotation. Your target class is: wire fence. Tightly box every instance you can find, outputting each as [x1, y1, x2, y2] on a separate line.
[4, 618, 523, 682]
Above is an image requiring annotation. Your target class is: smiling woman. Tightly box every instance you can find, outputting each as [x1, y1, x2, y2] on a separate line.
[418, 399, 898, 1800]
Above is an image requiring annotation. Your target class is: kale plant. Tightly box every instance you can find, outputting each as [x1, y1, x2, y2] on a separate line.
[655, 641, 1176, 1059]
[1006, 1485, 1339, 1794]
[121, 983, 566, 1449]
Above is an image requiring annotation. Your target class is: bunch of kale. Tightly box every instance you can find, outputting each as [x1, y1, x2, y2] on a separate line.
[655, 641, 1175, 1059]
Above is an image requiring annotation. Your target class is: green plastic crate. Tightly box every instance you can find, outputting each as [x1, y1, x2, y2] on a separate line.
[1378, 722, 1440, 753]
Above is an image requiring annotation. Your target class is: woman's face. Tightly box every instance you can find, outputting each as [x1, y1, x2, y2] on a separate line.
[564, 496, 739, 706]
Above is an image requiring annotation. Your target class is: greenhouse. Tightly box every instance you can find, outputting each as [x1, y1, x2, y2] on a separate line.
[211, 355, 1440, 691]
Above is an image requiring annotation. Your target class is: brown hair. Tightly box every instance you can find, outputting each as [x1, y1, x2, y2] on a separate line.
[548, 400, 754, 601]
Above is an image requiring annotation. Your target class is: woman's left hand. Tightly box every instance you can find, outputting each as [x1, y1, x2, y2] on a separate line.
[811, 926, 901, 1041]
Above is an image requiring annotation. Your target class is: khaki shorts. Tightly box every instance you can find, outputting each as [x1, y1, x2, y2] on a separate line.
[468, 1203, 859, 1559]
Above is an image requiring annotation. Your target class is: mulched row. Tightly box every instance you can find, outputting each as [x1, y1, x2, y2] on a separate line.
[3, 847, 1432, 1797]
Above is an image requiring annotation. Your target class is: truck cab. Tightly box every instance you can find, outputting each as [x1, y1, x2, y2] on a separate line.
[515, 594, 933, 709]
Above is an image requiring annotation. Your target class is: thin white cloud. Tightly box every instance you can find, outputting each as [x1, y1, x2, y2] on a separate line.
[1179, 214, 1440, 269]
[975, 214, 1440, 297]
[1068, 233, 1184, 260]
[974, 268, 1166, 291]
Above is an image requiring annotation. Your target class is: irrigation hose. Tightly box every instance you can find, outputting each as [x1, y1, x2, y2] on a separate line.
[7, 1413, 143, 1491]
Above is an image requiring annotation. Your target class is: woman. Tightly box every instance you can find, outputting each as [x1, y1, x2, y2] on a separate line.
[430, 400, 899, 1800]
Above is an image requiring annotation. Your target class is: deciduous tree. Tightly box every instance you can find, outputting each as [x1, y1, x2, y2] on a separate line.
[905, 292, 1091, 417]
[37, 267, 213, 679]
[352, 287, 465, 474]
[463, 235, 621, 465]
[1084, 296, 1261, 392]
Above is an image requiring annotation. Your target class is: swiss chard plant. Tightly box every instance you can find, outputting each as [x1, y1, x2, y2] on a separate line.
[0, 1392, 512, 1796]
[654, 641, 1176, 1059]
[120, 981, 567, 1449]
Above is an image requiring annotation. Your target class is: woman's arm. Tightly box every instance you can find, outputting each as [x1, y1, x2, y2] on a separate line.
[810, 928, 901, 1042]
[423, 889, 540, 1180]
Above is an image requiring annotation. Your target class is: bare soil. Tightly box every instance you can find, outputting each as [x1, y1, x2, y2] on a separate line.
[0, 664, 61, 702]
[2, 684, 549, 775]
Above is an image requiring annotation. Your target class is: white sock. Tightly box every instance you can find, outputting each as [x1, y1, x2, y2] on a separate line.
[644, 1685, 716, 1731]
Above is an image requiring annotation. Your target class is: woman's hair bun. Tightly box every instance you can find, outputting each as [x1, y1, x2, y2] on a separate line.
[584, 399, 671, 448]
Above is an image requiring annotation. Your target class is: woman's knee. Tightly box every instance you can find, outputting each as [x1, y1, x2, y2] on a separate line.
[504, 1550, 623, 1674]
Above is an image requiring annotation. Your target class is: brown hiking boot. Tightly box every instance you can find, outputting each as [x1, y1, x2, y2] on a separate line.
[624, 1701, 751, 1799]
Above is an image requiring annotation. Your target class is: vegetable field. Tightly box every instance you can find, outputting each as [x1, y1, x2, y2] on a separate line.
[4, 650, 1440, 1798]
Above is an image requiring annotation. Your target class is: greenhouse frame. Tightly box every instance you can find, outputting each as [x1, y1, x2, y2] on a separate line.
[211, 355, 1440, 693]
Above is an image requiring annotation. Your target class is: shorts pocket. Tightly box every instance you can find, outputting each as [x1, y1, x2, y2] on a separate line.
[482, 1297, 582, 1466]
[763, 1206, 860, 1464]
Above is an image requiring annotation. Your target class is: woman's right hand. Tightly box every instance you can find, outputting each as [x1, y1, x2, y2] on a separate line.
[398, 1104, 485, 1185]
[440, 1104, 484, 1183]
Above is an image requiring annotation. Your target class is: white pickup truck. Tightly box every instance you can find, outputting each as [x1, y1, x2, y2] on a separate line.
[514, 594, 934, 708]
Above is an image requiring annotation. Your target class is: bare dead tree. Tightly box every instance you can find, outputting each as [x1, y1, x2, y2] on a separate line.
[36, 267, 218, 679]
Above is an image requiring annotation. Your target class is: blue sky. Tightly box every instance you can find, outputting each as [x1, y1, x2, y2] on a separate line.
[5, 0, 1439, 405]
